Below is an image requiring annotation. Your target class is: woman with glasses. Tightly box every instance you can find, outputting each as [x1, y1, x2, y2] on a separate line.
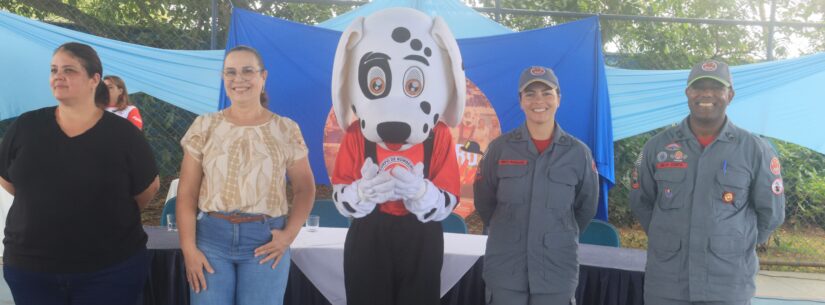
[0, 42, 160, 305]
[103, 75, 144, 129]
[177, 45, 316, 305]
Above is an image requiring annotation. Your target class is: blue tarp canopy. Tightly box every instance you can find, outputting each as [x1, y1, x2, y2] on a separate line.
[222, 8, 615, 220]
[0, 10, 223, 118]
[316, 0, 512, 38]
[3, 0, 825, 220]
[2, 3, 823, 154]
[609, 54, 825, 155]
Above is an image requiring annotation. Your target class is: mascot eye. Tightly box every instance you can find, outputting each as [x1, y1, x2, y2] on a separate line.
[403, 67, 425, 97]
[367, 67, 387, 96]
[358, 52, 392, 100]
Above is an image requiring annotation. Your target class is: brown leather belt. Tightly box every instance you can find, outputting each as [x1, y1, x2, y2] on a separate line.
[207, 212, 267, 224]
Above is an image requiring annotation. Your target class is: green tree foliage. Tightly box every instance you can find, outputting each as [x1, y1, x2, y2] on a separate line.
[773, 138, 825, 230]
[471, 0, 824, 67]
[608, 129, 658, 226]
[470, 0, 825, 227]
[0, 0, 356, 49]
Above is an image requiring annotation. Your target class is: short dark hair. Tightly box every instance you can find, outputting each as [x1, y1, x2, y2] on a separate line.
[54, 42, 109, 108]
[225, 45, 269, 106]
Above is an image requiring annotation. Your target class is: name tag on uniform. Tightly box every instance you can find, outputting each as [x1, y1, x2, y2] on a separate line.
[656, 162, 688, 169]
[499, 160, 528, 166]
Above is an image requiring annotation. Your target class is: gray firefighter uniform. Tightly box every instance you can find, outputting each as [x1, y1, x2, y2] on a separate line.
[474, 123, 599, 302]
[630, 118, 785, 303]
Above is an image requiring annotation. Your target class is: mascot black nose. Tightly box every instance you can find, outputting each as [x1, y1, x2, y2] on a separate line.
[377, 122, 411, 144]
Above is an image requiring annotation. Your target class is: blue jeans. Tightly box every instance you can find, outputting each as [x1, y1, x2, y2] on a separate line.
[190, 211, 291, 305]
[3, 249, 149, 305]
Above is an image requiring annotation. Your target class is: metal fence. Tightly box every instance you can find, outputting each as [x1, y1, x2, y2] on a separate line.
[2, 0, 824, 271]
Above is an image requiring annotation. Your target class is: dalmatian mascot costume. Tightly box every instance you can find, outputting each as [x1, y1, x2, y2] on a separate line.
[330, 7, 465, 305]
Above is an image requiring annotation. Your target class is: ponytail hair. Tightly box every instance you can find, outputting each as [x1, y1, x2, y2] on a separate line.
[94, 81, 109, 109]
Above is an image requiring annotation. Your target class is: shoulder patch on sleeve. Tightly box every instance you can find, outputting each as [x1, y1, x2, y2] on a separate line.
[770, 157, 781, 176]
[771, 178, 784, 195]
[630, 168, 640, 190]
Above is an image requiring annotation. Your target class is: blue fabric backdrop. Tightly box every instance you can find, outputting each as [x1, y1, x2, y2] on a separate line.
[608, 53, 825, 156]
[3, 6, 825, 158]
[5, 2, 823, 222]
[316, 0, 512, 38]
[221, 9, 615, 220]
[0, 11, 222, 119]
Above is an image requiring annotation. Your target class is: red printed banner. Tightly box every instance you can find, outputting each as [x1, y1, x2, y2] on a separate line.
[656, 162, 688, 169]
[499, 160, 528, 166]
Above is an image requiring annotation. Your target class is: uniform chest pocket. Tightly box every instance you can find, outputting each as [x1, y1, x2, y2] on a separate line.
[496, 164, 529, 204]
[654, 170, 687, 210]
[715, 170, 750, 212]
[547, 169, 578, 210]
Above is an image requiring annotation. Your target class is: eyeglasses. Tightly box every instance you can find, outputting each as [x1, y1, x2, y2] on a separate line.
[223, 67, 263, 80]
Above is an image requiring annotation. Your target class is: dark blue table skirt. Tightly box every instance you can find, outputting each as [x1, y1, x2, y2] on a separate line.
[141, 250, 644, 305]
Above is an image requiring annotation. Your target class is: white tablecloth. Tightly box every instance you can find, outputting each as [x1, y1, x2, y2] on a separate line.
[145, 225, 646, 305]
[290, 227, 488, 305]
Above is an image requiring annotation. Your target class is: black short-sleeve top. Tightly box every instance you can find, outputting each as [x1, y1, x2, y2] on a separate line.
[0, 107, 158, 273]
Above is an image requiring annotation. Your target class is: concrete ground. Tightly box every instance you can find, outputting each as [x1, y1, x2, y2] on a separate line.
[755, 270, 825, 303]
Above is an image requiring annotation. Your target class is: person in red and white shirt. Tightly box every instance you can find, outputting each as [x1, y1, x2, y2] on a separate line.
[103, 75, 143, 130]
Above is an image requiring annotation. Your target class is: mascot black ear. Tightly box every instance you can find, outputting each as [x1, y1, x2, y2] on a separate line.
[430, 16, 466, 128]
[332, 16, 365, 130]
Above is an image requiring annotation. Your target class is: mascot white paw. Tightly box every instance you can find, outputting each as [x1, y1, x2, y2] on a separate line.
[392, 163, 457, 222]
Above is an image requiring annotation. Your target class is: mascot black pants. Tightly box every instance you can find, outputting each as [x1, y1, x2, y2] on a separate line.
[344, 211, 444, 305]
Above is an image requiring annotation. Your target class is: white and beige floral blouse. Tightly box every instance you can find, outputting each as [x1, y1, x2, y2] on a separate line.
[181, 110, 308, 217]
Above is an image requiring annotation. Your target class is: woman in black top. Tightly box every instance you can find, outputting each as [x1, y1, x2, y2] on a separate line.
[0, 42, 160, 305]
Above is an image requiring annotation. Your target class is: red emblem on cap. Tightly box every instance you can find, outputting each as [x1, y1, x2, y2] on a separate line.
[770, 157, 781, 176]
[701, 61, 718, 72]
[530, 66, 546, 76]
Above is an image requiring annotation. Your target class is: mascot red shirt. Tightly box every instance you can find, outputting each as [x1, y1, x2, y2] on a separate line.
[332, 122, 459, 216]
[329, 7, 465, 305]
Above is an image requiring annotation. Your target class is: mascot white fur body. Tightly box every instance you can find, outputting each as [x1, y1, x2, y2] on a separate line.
[330, 7, 465, 305]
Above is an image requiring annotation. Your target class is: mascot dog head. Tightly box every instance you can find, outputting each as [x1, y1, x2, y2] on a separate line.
[332, 8, 465, 151]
